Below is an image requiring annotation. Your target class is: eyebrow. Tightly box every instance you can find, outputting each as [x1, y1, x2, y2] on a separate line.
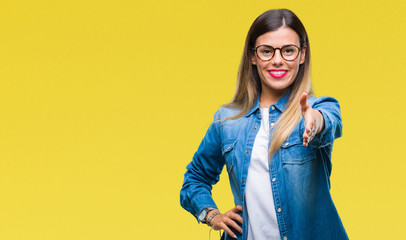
[255, 44, 299, 48]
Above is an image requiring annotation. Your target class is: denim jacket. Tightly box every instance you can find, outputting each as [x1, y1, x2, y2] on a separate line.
[180, 92, 349, 240]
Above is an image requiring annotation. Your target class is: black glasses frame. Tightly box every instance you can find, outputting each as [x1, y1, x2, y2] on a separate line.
[252, 44, 305, 62]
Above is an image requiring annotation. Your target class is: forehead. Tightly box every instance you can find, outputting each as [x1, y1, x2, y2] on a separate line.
[255, 27, 300, 47]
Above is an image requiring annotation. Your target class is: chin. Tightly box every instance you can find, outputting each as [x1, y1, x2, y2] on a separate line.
[266, 81, 292, 91]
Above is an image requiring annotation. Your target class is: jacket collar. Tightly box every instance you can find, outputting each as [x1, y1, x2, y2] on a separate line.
[245, 90, 291, 117]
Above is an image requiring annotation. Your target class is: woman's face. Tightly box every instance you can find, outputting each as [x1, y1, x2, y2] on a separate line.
[251, 27, 306, 96]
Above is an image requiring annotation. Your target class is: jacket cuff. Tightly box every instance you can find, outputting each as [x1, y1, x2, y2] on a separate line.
[191, 194, 218, 223]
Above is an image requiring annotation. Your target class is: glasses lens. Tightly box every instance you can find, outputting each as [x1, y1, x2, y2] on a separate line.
[281, 45, 299, 61]
[257, 45, 274, 61]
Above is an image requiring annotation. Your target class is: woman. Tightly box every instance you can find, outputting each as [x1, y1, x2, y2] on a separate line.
[180, 9, 348, 240]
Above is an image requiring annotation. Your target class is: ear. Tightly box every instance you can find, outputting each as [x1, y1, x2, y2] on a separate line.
[251, 54, 257, 65]
[299, 45, 307, 65]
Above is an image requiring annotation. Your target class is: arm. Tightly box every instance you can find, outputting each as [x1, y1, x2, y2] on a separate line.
[180, 110, 224, 222]
[179, 110, 244, 238]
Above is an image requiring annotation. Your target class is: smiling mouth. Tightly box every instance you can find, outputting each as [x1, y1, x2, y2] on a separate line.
[268, 70, 288, 78]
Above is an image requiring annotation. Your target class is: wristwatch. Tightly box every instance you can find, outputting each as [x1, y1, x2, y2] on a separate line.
[199, 207, 217, 223]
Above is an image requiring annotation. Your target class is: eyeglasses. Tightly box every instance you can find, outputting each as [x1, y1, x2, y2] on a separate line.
[252, 44, 303, 61]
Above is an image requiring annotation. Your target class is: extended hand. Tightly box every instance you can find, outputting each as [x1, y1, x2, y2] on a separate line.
[207, 205, 243, 239]
[300, 91, 325, 146]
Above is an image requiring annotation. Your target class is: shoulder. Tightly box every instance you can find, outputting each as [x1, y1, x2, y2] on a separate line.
[213, 105, 247, 143]
[213, 105, 243, 121]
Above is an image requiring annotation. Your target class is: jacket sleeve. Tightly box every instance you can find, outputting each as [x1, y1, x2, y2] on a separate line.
[308, 96, 343, 148]
[180, 110, 225, 222]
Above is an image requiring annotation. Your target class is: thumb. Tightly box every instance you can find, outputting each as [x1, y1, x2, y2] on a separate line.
[300, 91, 309, 114]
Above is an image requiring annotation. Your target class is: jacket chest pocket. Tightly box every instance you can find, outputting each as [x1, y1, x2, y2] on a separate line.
[221, 139, 237, 173]
[280, 127, 316, 165]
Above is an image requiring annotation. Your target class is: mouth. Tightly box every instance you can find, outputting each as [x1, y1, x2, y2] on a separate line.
[268, 70, 288, 78]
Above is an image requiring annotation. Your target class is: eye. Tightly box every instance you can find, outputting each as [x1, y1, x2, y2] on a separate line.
[282, 46, 298, 56]
[258, 46, 274, 55]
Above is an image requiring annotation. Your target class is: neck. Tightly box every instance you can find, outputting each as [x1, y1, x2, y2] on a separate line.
[259, 88, 289, 108]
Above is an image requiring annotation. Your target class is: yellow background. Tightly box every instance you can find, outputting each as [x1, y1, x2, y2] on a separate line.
[0, 0, 405, 239]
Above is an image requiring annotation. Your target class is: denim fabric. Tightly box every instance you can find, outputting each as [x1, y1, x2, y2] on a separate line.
[180, 92, 349, 240]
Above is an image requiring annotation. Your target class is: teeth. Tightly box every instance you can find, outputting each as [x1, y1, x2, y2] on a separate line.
[269, 71, 287, 75]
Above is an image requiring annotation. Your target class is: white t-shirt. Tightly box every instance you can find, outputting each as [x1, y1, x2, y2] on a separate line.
[245, 108, 281, 240]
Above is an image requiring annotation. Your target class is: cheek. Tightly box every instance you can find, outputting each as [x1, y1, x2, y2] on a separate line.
[286, 63, 301, 81]
[254, 62, 264, 74]
[289, 61, 300, 72]
[257, 61, 270, 70]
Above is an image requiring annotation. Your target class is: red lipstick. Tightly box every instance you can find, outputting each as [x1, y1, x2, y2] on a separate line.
[268, 69, 288, 78]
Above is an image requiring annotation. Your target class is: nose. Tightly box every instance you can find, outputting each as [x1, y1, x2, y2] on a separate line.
[271, 49, 284, 66]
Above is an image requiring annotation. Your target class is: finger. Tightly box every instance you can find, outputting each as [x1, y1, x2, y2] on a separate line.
[303, 117, 314, 137]
[303, 120, 316, 146]
[303, 126, 310, 139]
[311, 120, 317, 135]
[233, 205, 243, 213]
[219, 222, 237, 239]
[303, 134, 308, 146]
[225, 218, 243, 234]
[303, 139, 308, 147]
[303, 120, 312, 146]
[309, 120, 316, 138]
[229, 212, 243, 225]
[302, 126, 310, 144]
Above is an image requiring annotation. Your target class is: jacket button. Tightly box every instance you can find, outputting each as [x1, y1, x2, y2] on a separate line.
[241, 179, 245, 183]
[271, 106, 275, 110]
[272, 178, 276, 182]
[277, 208, 282, 213]
[253, 126, 257, 129]
[245, 150, 249, 153]
[283, 237, 288, 240]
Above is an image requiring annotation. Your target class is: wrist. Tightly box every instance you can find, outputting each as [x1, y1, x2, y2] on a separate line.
[199, 207, 217, 223]
[206, 210, 220, 227]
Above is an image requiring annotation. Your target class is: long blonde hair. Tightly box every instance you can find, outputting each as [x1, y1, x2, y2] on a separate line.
[223, 9, 312, 156]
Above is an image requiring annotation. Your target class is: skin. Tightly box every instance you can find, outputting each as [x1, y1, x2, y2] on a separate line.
[207, 27, 325, 238]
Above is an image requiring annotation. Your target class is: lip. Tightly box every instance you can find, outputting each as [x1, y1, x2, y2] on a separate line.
[268, 69, 288, 78]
